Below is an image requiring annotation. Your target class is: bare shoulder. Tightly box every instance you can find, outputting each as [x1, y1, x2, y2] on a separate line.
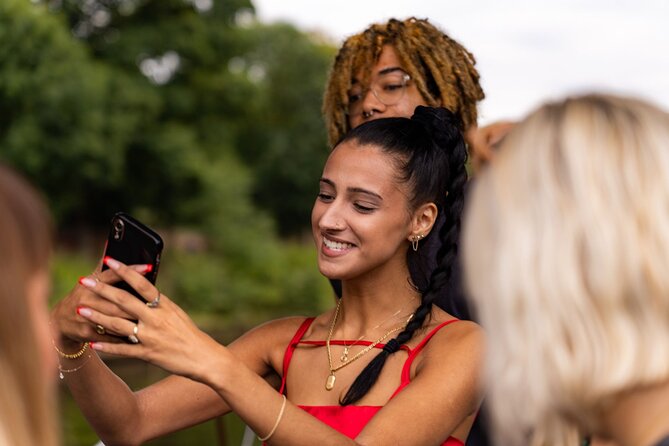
[231, 316, 312, 349]
[415, 311, 485, 369]
[223, 316, 316, 378]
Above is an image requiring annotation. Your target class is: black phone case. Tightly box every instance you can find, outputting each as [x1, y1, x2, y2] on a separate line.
[102, 212, 164, 303]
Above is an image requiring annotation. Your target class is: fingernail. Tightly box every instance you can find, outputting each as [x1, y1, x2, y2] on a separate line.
[104, 256, 121, 270]
[90, 342, 102, 351]
[76, 306, 93, 317]
[79, 277, 97, 288]
[132, 264, 153, 273]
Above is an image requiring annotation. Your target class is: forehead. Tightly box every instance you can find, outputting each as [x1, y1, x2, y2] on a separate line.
[374, 45, 403, 72]
[323, 141, 407, 196]
[353, 45, 404, 81]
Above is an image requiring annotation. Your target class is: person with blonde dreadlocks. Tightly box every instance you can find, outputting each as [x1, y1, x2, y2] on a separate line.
[323, 17, 484, 149]
[322, 18, 492, 446]
[323, 17, 513, 174]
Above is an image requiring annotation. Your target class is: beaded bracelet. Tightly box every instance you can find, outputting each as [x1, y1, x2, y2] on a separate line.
[52, 339, 88, 359]
[257, 394, 287, 442]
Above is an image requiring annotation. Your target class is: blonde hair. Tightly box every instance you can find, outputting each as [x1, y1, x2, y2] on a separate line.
[322, 17, 484, 146]
[0, 164, 58, 446]
[462, 94, 669, 445]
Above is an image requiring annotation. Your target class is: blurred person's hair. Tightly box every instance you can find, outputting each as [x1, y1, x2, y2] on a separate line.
[0, 164, 57, 446]
[322, 17, 484, 146]
[463, 94, 669, 445]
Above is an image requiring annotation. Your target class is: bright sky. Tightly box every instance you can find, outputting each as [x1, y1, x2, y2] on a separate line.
[252, 0, 669, 125]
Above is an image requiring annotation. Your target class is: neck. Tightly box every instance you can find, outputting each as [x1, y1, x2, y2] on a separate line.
[601, 379, 669, 446]
[338, 276, 420, 337]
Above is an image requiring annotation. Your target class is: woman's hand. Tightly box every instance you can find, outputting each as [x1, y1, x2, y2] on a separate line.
[76, 257, 226, 384]
[50, 261, 148, 349]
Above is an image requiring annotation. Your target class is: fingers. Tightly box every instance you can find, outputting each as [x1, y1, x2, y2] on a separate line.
[51, 261, 156, 347]
[103, 257, 169, 308]
[79, 275, 147, 318]
[94, 263, 153, 287]
[90, 340, 142, 358]
[76, 306, 137, 338]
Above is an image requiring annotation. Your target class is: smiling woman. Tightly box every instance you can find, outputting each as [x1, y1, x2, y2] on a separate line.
[50, 106, 483, 446]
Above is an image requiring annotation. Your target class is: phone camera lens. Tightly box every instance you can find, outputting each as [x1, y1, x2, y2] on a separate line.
[113, 219, 125, 240]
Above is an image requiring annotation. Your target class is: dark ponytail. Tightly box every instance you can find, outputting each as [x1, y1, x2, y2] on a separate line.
[338, 106, 468, 405]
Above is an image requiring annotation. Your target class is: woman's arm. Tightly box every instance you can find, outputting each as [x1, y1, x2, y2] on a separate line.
[83, 259, 486, 445]
[52, 268, 291, 445]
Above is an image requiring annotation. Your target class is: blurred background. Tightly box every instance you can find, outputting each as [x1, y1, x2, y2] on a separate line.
[1, 0, 666, 444]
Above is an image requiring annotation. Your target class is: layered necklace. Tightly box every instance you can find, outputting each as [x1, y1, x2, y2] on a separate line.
[325, 298, 415, 391]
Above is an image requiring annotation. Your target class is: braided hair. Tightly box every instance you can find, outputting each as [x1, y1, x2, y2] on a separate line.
[336, 106, 468, 405]
[323, 17, 484, 147]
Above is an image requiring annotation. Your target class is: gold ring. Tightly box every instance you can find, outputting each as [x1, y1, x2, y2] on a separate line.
[95, 324, 106, 335]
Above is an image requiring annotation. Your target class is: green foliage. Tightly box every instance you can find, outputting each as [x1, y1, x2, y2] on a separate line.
[4, 0, 338, 326]
[50, 250, 98, 308]
[236, 23, 336, 235]
[5, 2, 340, 444]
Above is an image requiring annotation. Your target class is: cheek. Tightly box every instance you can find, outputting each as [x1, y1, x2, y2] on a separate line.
[35, 306, 57, 378]
[400, 88, 428, 115]
[27, 274, 57, 381]
[311, 202, 322, 240]
[348, 115, 362, 130]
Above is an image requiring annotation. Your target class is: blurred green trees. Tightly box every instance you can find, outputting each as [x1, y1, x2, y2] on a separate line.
[0, 0, 337, 320]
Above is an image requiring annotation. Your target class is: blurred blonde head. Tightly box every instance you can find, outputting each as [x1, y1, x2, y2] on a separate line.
[0, 164, 57, 446]
[463, 94, 669, 445]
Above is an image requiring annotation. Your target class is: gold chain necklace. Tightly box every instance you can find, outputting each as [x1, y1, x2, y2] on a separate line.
[340, 310, 415, 363]
[325, 299, 412, 391]
[338, 296, 417, 363]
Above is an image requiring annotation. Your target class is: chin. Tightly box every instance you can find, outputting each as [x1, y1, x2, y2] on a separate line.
[318, 263, 350, 281]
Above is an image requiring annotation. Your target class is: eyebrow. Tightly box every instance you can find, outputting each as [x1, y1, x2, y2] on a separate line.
[351, 66, 405, 85]
[377, 66, 405, 76]
[320, 178, 383, 201]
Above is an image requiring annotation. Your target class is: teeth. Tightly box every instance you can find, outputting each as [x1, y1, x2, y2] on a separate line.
[323, 237, 353, 251]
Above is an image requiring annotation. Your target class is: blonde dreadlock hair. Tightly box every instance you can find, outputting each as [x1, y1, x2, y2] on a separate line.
[323, 17, 485, 146]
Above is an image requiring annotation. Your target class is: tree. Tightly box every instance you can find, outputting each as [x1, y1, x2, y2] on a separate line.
[2, 0, 334, 323]
[235, 23, 336, 236]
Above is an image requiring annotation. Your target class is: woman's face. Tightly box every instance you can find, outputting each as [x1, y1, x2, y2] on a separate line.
[311, 140, 414, 281]
[347, 45, 429, 130]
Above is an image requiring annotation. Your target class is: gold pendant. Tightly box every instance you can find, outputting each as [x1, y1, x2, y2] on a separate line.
[340, 347, 349, 363]
[325, 372, 336, 391]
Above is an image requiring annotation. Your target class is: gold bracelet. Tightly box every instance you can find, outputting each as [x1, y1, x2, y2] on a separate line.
[58, 353, 92, 379]
[257, 394, 287, 442]
[52, 339, 88, 359]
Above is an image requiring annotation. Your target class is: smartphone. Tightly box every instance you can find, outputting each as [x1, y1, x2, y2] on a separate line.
[101, 212, 164, 303]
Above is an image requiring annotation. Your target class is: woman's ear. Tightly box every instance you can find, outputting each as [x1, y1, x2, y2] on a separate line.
[409, 202, 438, 240]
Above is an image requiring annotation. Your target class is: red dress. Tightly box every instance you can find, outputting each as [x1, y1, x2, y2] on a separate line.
[278, 317, 466, 446]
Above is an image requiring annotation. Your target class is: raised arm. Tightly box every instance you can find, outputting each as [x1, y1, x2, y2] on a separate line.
[77, 259, 485, 445]
[51, 265, 289, 445]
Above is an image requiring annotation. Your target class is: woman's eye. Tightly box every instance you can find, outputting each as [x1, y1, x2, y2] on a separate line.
[348, 93, 362, 103]
[382, 83, 403, 92]
[318, 193, 334, 202]
[354, 203, 375, 213]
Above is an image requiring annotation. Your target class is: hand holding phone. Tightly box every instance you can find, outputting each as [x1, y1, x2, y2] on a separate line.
[101, 212, 164, 302]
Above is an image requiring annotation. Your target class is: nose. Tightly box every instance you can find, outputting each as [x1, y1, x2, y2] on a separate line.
[360, 88, 386, 121]
[318, 201, 346, 232]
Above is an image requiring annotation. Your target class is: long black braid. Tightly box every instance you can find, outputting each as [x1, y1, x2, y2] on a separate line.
[337, 106, 468, 405]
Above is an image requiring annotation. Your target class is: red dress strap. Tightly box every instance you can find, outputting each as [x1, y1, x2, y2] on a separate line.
[391, 319, 461, 398]
[279, 317, 316, 395]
